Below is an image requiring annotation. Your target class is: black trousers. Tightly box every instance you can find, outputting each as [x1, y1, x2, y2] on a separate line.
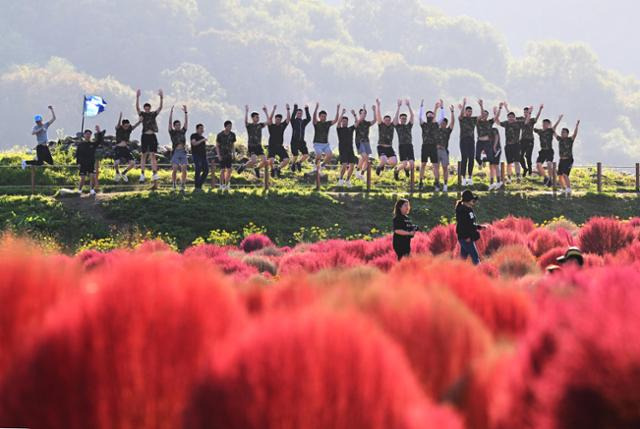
[519, 139, 534, 173]
[393, 244, 410, 260]
[26, 145, 54, 166]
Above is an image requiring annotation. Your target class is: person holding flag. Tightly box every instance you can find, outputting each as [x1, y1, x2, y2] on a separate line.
[81, 95, 108, 190]
[136, 89, 164, 184]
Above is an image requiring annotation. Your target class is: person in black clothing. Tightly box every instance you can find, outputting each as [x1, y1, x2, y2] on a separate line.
[114, 113, 141, 183]
[76, 126, 104, 196]
[336, 110, 357, 187]
[216, 121, 237, 191]
[190, 124, 209, 190]
[393, 198, 418, 260]
[289, 104, 311, 172]
[266, 104, 291, 178]
[455, 190, 486, 265]
[238, 106, 268, 178]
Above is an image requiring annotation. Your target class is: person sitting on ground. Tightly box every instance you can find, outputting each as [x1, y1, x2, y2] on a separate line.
[392, 198, 418, 260]
[455, 190, 486, 265]
[23, 106, 56, 169]
[114, 113, 141, 183]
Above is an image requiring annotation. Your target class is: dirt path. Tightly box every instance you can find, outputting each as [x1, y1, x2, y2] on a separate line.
[57, 192, 121, 227]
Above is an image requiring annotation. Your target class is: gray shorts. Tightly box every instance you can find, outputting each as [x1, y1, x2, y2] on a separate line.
[357, 140, 372, 155]
[171, 148, 188, 166]
[437, 147, 449, 166]
[313, 142, 333, 156]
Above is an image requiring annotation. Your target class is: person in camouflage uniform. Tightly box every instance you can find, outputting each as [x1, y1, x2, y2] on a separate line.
[393, 99, 415, 181]
[135, 89, 163, 184]
[433, 103, 456, 193]
[475, 100, 501, 186]
[458, 98, 478, 186]
[556, 119, 580, 196]
[534, 115, 563, 186]
[237, 105, 269, 178]
[418, 99, 440, 191]
[374, 98, 398, 176]
[312, 102, 340, 175]
[518, 105, 543, 177]
[497, 102, 523, 183]
[353, 105, 375, 180]
[114, 113, 141, 183]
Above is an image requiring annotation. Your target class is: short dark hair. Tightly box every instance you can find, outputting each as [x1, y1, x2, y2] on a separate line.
[426, 111, 434, 115]
[224, 120, 232, 127]
[275, 114, 283, 119]
[393, 198, 410, 217]
[524, 107, 530, 111]
[359, 109, 365, 114]
[122, 119, 130, 125]
[319, 110, 327, 116]
[465, 106, 473, 111]
[399, 113, 407, 118]
[341, 116, 349, 120]
[196, 123, 204, 129]
[562, 128, 570, 134]
[508, 112, 516, 117]
[83, 129, 92, 134]
[543, 119, 552, 124]
[143, 103, 151, 109]
[383, 115, 391, 120]
[251, 112, 259, 117]
[173, 120, 181, 126]
[442, 118, 448, 124]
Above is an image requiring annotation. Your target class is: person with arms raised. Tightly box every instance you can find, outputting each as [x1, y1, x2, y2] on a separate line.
[433, 103, 455, 193]
[374, 98, 398, 176]
[353, 105, 375, 180]
[114, 113, 141, 183]
[418, 99, 439, 191]
[393, 99, 415, 181]
[534, 115, 563, 187]
[556, 119, 580, 196]
[190, 123, 209, 191]
[23, 106, 56, 169]
[135, 89, 163, 184]
[216, 121, 237, 191]
[336, 109, 357, 187]
[312, 103, 340, 175]
[474, 100, 501, 186]
[169, 105, 189, 191]
[238, 106, 268, 178]
[266, 104, 291, 178]
[289, 103, 311, 172]
[76, 126, 104, 196]
[457, 98, 477, 186]
[519, 105, 543, 177]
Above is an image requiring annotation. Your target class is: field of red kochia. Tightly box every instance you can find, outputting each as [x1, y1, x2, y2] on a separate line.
[1, 215, 640, 428]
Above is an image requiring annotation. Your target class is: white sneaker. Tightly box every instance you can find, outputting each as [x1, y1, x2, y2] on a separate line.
[152, 173, 159, 181]
[505, 177, 512, 184]
[226, 184, 232, 191]
[139, 174, 146, 183]
[488, 183, 496, 191]
[21, 160, 27, 170]
[122, 174, 129, 183]
[443, 184, 448, 192]
[461, 177, 467, 186]
[346, 180, 352, 188]
[468, 178, 474, 186]
[115, 174, 121, 183]
[338, 179, 344, 186]
[89, 189, 96, 196]
[434, 185, 440, 192]
[355, 172, 364, 180]
[497, 181, 504, 189]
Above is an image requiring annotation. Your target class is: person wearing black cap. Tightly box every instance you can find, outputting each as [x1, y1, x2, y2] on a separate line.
[556, 246, 584, 267]
[455, 190, 485, 265]
[393, 198, 419, 260]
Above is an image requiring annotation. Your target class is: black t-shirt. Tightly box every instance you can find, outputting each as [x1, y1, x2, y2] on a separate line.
[268, 122, 288, 147]
[435, 127, 453, 150]
[337, 126, 355, 146]
[216, 131, 236, 157]
[190, 133, 207, 157]
[421, 120, 438, 146]
[313, 121, 332, 143]
[393, 214, 415, 249]
[115, 125, 133, 143]
[76, 139, 97, 160]
[355, 120, 374, 142]
[246, 123, 265, 146]
[169, 128, 187, 150]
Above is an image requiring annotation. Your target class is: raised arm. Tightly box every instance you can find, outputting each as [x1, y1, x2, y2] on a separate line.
[47, 105, 56, 125]
[156, 89, 163, 114]
[131, 118, 142, 130]
[352, 109, 360, 126]
[534, 104, 543, 123]
[494, 102, 503, 123]
[182, 105, 188, 130]
[375, 99, 382, 124]
[478, 99, 484, 118]
[304, 105, 311, 123]
[418, 100, 424, 125]
[449, 105, 455, 130]
[268, 105, 276, 125]
[459, 98, 467, 120]
[393, 99, 401, 125]
[168, 106, 174, 132]
[244, 105, 249, 126]
[338, 108, 347, 127]
[135, 89, 142, 115]
[263, 105, 271, 125]
[116, 112, 123, 129]
[553, 115, 564, 134]
[285, 104, 291, 124]
[406, 99, 414, 124]
[332, 104, 341, 125]
[313, 102, 319, 124]
[572, 120, 580, 140]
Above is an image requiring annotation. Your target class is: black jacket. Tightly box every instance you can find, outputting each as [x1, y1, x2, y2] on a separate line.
[455, 202, 481, 241]
[290, 104, 311, 142]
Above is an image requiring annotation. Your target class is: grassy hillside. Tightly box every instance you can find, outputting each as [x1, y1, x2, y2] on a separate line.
[2, 189, 639, 252]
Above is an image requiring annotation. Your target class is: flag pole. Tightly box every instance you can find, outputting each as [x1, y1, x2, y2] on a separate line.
[80, 95, 86, 136]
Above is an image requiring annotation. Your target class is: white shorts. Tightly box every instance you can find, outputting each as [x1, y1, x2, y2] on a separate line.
[313, 142, 333, 156]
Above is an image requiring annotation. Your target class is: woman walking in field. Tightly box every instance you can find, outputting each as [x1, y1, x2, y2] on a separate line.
[393, 198, 418, 260]
[455, 190, 485, 265]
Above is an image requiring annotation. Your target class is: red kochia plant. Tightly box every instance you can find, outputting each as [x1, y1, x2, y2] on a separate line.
[527, 228, 568, 257]
[240, 233, 274, 253]
[493, 266, 640, 429]
[428, 224, 458, 255]
[358, 283, 493, 400]
[578, 217, 635, 255]
[482, 228, 526, 256]
[183, 310, 463, 429]
[0, 237, 82, 377]
[0, 254, 246, 429]
[488, 245, 539, 278]
[491, 216, 536, 234]
[538, 246, 566, 269]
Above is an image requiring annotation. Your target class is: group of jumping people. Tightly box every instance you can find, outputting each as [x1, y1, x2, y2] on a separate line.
[23, 92, 580, 195]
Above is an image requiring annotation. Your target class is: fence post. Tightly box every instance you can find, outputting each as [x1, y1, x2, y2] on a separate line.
[30, 166, 36, 193]
[636, 163, 639, 193]
[596, 162, 602, 193]
[366, 162, 371, 193]
[409, 164, 415, 194]
[315, 166, 321, 191]
[456, 161, 462, 198]
[264, 163, 269, 191]
[500, 162, 506, 183]
[552, 162, 557, 196]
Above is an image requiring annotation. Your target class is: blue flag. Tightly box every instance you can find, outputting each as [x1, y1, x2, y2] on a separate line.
[84, 95, 107, 117]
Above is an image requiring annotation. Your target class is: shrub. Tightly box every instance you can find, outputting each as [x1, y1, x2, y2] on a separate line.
[578, 217, 635, 255]
[183, 310, 463, 429]
[488, 245, 539, 278]
[544, 217, 578, 234]
[0, 254, 246, 429]
[428, 224, 457, 255]
[527, 228, 568, 257]
[482, 228, 526, 256]
[491, 216, 535, 234]
[243, 255, 277, 275]
[240, 233, 274, 253]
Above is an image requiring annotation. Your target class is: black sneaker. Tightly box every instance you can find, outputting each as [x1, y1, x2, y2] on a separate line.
[290, 162, 296, 172]
[376, 166, 383, 176]
[404, 169, 410, 178]
[237, 164, 246, 174]
[254, 168, 261, 178]
[418, 181, 424, 191]
[296, 162, 302, 172]
[270, 168, 275, 177]
[393, 169, 400, 181]
[543, 176, 550, 186]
